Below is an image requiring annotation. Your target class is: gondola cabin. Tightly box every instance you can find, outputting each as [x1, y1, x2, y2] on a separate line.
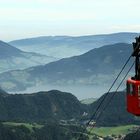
[127, 78, 140, 116]
[126, 36, 140, 116]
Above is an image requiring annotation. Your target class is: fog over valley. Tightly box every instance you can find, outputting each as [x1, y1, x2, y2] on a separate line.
[0, 0, 140, 139]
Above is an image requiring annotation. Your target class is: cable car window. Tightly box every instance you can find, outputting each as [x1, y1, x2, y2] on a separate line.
[127, 82, 135, 95]
[138, 85, 140, 96]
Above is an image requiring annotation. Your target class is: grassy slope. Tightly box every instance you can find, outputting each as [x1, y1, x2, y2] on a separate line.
[3, 122, 43, 132]
[89, 125, 137, 137]
[81, 98, 97, 104]
[3, 122, 137, 138]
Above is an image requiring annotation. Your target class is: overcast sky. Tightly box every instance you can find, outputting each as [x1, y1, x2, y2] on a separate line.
[0, 0, 140, 41]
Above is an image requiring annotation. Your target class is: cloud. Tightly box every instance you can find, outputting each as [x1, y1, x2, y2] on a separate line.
[112, 25, 140, 31]
[0, 0, 140, 41]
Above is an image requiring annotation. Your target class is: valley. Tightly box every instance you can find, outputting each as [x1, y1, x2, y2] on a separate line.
[0, 89, 138, 140]
[1, 0, 140, 138]
[0, 32, 139, 139]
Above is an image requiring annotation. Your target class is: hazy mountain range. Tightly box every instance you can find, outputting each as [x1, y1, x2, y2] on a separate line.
[9, 32, 138, 58]
[0, 43, 134, 97]
[0, 32, 138, 139]
[0, 32, 137, 98]
[0, 41, 56, 73]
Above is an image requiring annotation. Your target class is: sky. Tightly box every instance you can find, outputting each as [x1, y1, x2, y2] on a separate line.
[0, 0, 140, 41]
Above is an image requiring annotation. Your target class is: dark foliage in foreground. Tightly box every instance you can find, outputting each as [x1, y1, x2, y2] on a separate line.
[0, 122, 89, 140]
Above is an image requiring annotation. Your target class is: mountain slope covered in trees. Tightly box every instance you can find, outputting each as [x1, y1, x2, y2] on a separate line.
[0, 90, 87, 122]
[89, 91, 139, 126]
[0, 123, 89, 140]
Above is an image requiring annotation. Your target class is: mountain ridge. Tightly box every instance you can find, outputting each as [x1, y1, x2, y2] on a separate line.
[0, 90, 86, 122]
[0, 88, 138, 127]
[9, 32, 138, 46]
[9, 32, 138, 58]
[0, 40, 56, 73]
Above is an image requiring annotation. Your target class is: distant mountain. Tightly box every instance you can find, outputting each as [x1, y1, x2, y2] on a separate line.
[89, 91, 139, 126]
[0, 43, 133, 92]
[0, 41, 56, 73]
[0, 90, 86, 122]
[9, 32, 138, 58]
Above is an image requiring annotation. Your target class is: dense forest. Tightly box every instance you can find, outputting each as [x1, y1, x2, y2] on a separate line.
[0, 122, 89, 140]
[0, 89, 139, 139]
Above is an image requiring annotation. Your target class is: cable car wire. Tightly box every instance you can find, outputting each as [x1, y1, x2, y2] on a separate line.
[89, 61, 135, 131]
[78, 43, 139, 139]
[86, 54, 132, 127]
[77, 61, 134, 140]
[86, 42, 140, 128]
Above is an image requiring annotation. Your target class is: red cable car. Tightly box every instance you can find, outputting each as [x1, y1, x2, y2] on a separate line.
[127, 36, 140, 116]
[127, 78, 140, 116]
